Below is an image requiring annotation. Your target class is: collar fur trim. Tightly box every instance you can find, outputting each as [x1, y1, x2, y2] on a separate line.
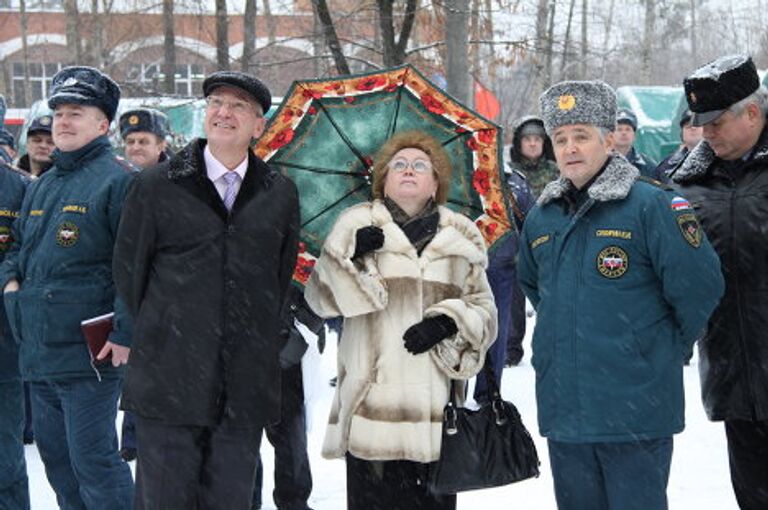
[537, 155, 639, 205]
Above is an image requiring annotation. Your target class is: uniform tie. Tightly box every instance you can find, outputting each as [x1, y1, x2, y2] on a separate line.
[222, 172, 240, 212]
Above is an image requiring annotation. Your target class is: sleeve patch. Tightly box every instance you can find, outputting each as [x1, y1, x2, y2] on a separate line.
[677, 213, 702, 248]
[671, 196, 692, 211]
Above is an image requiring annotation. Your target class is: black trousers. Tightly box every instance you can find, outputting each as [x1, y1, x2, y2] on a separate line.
[725, 419, 768, 510]
[253, 364, 313, 510]
[134, 416, 263, 510]
[346, 454, 456, 510]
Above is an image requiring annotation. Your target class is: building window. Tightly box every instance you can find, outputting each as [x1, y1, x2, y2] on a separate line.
[125, 62, 162, 92]
[11, 62, 64, 106]
[174, 64, 205, 96]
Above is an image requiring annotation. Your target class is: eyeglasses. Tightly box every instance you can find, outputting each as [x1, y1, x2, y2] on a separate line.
[205, 96, 260, 116]
[387, 157, 433, 174]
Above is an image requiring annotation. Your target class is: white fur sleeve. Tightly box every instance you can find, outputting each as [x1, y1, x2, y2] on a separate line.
[427, 263, 497, 379]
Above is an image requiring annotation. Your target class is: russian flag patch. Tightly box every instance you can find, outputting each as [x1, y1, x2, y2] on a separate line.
[671, 196, 691, 211]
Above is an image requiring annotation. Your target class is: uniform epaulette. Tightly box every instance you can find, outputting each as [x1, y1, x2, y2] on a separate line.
[637, 175, 672, 191]
[114, 155, 139, 174]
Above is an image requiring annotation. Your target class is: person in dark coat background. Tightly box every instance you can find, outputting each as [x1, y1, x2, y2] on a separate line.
[1, 66, 135, 509]
[114, 71, 300, 510]
[614, 108, 657, 177]
[17, 114, 55, 177]
[653, 110, 702, 183]
[0, 161, 29, 510]
[671, 54, 768, 510]
[114, 107, 172, 464]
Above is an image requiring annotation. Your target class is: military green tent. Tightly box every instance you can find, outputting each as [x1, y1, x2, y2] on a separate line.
[616, 86, 685, 164]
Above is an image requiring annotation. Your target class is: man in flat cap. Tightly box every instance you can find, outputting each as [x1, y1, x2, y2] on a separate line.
[518, 80, 724, 510]
[17, 114, 55, 177]
[114, 71, 299, 509]
[119, 108, 172, 170]
[671, 54, 768, 509]
[0, 66, 135, 508]
[613, 108, 656, 178]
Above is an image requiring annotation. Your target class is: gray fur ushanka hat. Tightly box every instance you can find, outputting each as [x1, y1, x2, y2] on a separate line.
[539, 80, 617, 135]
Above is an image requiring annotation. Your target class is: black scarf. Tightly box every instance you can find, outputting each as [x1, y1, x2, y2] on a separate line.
[384, 197, 439, 255]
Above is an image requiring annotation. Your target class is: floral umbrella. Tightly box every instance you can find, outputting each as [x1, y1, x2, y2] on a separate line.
[254, 64, 512, 284]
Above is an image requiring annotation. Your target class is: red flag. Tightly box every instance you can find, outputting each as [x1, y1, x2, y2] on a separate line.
[474, 80, 500, 120]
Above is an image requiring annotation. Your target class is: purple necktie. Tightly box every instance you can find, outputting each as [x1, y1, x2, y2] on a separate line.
[222, 172, 240, 212]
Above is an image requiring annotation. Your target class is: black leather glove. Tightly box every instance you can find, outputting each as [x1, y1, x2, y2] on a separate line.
[352, 226, 384, 260]
[403, 314, 458, 355]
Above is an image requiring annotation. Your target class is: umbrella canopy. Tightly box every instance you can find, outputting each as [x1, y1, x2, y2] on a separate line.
[254, 65, 512, 284]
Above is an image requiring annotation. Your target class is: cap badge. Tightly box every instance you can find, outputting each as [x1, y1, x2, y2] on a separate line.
[558, 95, 576, 111]
[128, 115, 140, 125]
[61, 77, 79, 88]
[688, 92, 697, 104]
[40, 116, 51, 126]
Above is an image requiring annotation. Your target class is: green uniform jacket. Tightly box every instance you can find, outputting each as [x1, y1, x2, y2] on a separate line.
[518, 155, 724, 443]
[0, 136, 135, 381]
[0, 164, 27, 382]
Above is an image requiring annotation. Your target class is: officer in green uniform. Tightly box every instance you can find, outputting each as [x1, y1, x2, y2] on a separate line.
[518, 80, 725, 510]
[0, 66, 135, 509]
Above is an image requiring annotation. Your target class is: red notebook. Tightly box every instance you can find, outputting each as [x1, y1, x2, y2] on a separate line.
[81, 312, 114, 364]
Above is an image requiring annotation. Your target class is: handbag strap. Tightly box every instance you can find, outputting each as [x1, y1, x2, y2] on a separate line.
[449, 351, 503, 404]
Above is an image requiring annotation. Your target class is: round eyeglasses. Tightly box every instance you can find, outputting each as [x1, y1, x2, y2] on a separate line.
[388, 157, 433, 174]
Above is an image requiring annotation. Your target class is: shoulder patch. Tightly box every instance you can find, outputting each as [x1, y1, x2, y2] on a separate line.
[637, 175, 672, 190]
[677, 213, 702, 248]
[670, 196, 692, 211]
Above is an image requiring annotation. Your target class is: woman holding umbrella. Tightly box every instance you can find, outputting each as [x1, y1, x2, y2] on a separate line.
[305, 131, 497, 510]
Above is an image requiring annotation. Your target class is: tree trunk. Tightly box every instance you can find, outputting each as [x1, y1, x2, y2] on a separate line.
[311, 0, 350, 75]
[84, 0, 104, 68]
[64, 0, 82, 64]
[544, 0, 556, 88]
[216, 0, 230, 70]
[483, 0, 495, 82]
[580, 0, 587, 79]
[377, 0, 418, 66]
[263, 0, 277, 44]
[641, 0, 655, 85]
[562, 0, 576, 80]
[163, 0, 176, 94]
[530, 0, 549, 106]
[600, 0, 615, 80]
[444, 0, 471, 103]
[243, 0, 257, 72]
[689, 0, 697, 64]
[19, 0, 29, 106]
[469, 0, 480, 76]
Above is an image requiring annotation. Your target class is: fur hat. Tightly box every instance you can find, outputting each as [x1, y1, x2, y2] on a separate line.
[684, 54, 760, 126]
[27, 115, 53, 136]
[0, 129, 15, 150]
[48, 66, 121, 122]
[540, 80, 617, 135]
[119, 108, 170, 139]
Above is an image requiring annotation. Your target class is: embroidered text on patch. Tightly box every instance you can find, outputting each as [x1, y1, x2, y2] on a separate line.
[531, 235, 551, 249]
[595, 229, 632, 240]
[30, 210, 44, 216]
[62, 205, 88, 214]
[0, 209, 19, 218]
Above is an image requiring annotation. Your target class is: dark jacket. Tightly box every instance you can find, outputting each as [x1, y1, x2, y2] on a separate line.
[654, 146, 689, 183]
[624, 146, 657, 178]
[0, 136, 135, 381]
[508, 116, 559, 198]
[0, 164, 27, 381]
[671, 124, 768, 422]
[519, 155, 724, 442]
[17, 154, 53, 176]
[114, 139, 300, 428]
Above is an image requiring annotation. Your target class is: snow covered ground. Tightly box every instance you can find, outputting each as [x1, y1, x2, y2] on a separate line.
[26, 325, 739, 509]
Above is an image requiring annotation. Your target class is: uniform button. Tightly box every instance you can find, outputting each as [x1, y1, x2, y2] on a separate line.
[226, 225, 236, 234]
[227, 279, 236, 289]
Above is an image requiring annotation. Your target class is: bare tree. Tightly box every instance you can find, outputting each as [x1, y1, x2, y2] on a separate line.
[544, 0, 556, 87]
[163, 0, 176, 94]
[64, 0, 83, 64]
[689, 0, 697, 64]
[561, 0, 576, 80]
[377, 0, 419, 67]
[600, 0, 615, 80]
[263, 0, 277, 44]
[445, 0, 471, 103]
[641, 0, 656, 84]
[311, 0, 351, 75]
[18, 0, 29, 106]
[216, 0, 230, 70]
[580, 0, 587, 78]
[243, 0, 257, 71]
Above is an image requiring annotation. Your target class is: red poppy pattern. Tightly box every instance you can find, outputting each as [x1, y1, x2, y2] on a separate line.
[255, 65, 510, 267]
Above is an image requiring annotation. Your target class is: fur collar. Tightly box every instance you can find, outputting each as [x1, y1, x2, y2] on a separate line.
[325, 200, 488, 268]
[672, 134, 768, 183]
[537, 155, 639, 206]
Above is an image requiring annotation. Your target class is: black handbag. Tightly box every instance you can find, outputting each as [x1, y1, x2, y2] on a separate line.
[429, 355, 540, 494]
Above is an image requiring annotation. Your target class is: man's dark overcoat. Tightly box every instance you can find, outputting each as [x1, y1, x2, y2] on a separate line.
[114, 139, 300, 428]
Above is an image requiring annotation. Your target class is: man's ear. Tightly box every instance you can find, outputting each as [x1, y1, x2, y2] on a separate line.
[603, 130, 615, 153]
